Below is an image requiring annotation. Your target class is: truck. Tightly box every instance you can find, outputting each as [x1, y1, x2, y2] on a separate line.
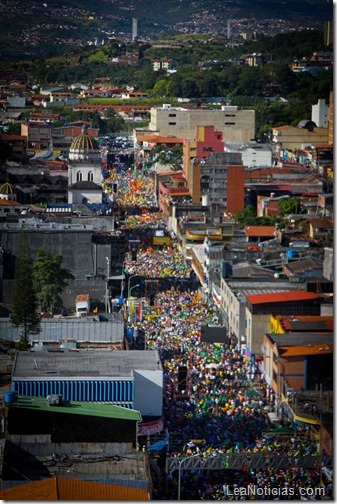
[75, 294, 90, 318]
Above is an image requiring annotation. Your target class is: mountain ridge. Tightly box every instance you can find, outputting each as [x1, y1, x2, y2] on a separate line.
[0, 0, 333, 62]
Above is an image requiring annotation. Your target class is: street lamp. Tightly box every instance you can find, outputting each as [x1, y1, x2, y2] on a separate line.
[178, 454, 201, 500]
[120, 260, 126, 297]
[127, 274, 139, 299]
[128, 284, 140, 323]
[129, 284, 140, 297]
[105, 257, 110, 313]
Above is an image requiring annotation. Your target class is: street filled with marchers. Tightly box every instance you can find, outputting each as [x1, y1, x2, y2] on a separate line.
[117, 168, 332, 500]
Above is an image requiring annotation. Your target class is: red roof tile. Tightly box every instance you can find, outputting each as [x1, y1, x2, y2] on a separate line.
[137, 134, 183, 144]
[246, 290, 318, 305]
[244, 226, 276, 237]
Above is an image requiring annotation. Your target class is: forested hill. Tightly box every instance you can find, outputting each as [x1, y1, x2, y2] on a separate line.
[0, 0, 333, 62]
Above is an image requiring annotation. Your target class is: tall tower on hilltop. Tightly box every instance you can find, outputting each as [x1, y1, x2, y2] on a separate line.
[132, 18, 138, 41]
[227, 19, 231, 39]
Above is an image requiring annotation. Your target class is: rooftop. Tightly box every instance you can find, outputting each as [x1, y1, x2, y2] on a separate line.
[244, 226, 276, 237]
[265, 332, 334, 347]
[12, 350, 162, 380]
[246, 290, 318, 305]
[8, 395, 142, 421]
[137, 134, 183, 144]
[276, 315, 333, 332]
[0, 477, 149, 501]
[279, 343, 333, 357]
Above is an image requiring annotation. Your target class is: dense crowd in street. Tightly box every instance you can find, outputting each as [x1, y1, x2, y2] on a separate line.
[103, 168, 157, 210]
[128, 288, 330, 499]
[114, 170, 332, 499]
[121, 212, 166, 230]
[124, 244, 192, 278]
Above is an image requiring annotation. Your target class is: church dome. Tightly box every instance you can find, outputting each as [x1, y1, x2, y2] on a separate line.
[70, 132, 99, 151]
[69, 125, 100, 163]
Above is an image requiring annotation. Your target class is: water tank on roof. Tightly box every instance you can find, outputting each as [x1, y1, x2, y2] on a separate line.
[202, 195, 209, 207]
[287, 249, 297, 259]
[4, 391, 18, 404]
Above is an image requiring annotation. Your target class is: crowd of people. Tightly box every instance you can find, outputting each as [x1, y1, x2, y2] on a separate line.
[112, 168, 331, 499]
[124, 244, 192, 278]
[121, 212, 167, 230]
[102, 168, 157, 210]
[128, 283, 331, 500]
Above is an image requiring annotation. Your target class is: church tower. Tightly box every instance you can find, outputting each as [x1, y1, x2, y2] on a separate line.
[68, 125, 102, 205]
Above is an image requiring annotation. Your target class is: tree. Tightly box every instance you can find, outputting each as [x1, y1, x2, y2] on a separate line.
[11, 231, 40, 348]
[278, 197, 300, 215]
[32, 248, 74, 314]
[105, 108, 125, 133]
[234, 205, 258, 228]
[148, 145, 183, 171]
[234, 205, 276, 228]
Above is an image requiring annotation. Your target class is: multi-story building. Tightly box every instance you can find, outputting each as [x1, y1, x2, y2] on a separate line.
[324, 20, 333, 46]
[182, 125, 245, 212]
[312, 98, 329, 128]
[21, 121, 52, 154]
[194, 152, 245, 213]
[263, 331, 333, 425]
[152, 59, 177, 72]
[272, 124, 329, 154]
[149, 104, 255, 143]
[220, 278, 306, 351]
[328, 90, 333, 145]
[245, 290, 320, 356]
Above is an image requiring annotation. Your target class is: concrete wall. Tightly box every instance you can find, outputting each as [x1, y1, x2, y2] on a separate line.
[150, 107, 255, 142]
[0, 228, 111, 308]
[246, 310, 270, 355]
[133, 369, 163, 417]
[323, 247, 333, 281]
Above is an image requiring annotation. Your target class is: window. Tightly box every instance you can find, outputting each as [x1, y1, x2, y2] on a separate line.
[169, 113, 176, 117]
[169, 122, 176, 125]
[225, 122, 235, 125]
[76, 171, 82, 182]
[88, 171, 93, 182]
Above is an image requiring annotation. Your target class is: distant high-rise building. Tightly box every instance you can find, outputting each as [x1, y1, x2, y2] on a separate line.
[324, 20, 333, 46]
[328, 90, 333, 145]
[132, 18, 138, 41]
[227, 19, 231, 39]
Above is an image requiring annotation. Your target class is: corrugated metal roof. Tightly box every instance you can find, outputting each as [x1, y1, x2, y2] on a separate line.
[13, 350, 161, 379]
[246, 290, 318, 305]
[0, 477, 149, 500]
[9, 395, 142, 421]
[0, 318, 124, 343]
